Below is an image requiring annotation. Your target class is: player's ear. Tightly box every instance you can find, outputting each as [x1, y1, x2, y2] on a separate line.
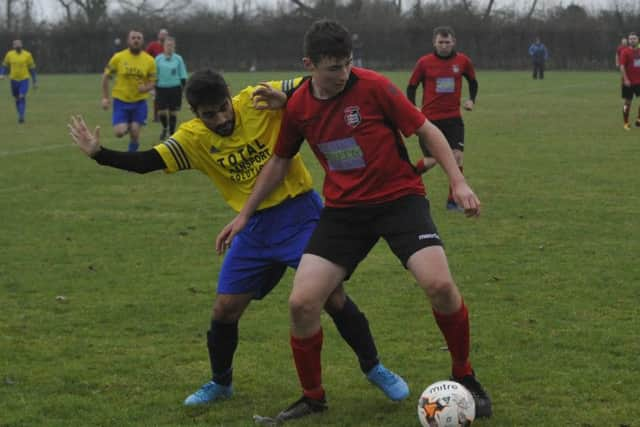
[302, 57, 315, 72]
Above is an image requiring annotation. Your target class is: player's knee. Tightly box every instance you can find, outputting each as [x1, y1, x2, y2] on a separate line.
[212, 298, 244, 323]
[422, 276, 456, 300]
[289, 294, 321, 322]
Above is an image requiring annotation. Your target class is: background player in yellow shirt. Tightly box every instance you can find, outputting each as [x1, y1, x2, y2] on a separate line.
[1, 39, 37, 123]
[102, 30, 157, 152]
[68, 69, 407, 406]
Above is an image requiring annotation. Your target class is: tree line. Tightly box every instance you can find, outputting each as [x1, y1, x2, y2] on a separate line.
[1, 0, 639, 72]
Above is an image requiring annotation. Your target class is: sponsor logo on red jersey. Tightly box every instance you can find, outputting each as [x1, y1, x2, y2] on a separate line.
[344, 106, 362, 128]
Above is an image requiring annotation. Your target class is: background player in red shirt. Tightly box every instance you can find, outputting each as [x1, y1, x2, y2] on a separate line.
[218, 19, 491, 425]
[145, 28, 168, 58]
[619, 32, 640, 130]
[615, 36, 628, 68]
[407, 26, 478, 212]
[146, 28, 169, 122]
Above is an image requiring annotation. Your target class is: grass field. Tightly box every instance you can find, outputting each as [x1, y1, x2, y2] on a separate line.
[1, 71, 638, 427]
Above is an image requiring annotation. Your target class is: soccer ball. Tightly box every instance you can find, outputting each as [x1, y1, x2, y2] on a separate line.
[417, 380, 475, 427]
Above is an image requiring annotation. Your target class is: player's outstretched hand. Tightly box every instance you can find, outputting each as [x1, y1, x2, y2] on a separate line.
[216, 214, 249, 255]
[452, 181, 481, 218]
[463, 99, 474, 111]
[101, 97, 110, 110]
[251, 83, 287, 110]
[68, 115, 101, 158]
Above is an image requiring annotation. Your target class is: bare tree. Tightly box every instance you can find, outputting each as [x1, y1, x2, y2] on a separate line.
[55, 0, 109, 26]
[460, 0, 473, 14]
[289, 0, 316, 16]
[117, 0, 193, 17]
[482, 0, 494, 21]
[6, 0, 15, 31]
[526, 0, 538, 20]
[57, 0, 75, 22]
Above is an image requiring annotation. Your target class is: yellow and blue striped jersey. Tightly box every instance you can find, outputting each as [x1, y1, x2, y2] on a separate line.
[2, 49, 35, 81]
[154, 78, 312, 212]
[104, 49, 157, 102]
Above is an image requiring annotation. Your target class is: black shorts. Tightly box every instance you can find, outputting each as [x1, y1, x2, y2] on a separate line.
[430, 117, 465, 152]
[621, 84, 640, 100]
[304, 194, 443, 278]
[156, 86, 183, 111]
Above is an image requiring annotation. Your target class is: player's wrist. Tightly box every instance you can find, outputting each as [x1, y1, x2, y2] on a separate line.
[89, 145, 103, 159]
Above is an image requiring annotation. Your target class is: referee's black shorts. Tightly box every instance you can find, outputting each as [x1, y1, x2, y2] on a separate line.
[156, 86, 183, 111]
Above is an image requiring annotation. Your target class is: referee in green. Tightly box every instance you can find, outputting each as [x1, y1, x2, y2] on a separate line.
[154, 36, 188, 140]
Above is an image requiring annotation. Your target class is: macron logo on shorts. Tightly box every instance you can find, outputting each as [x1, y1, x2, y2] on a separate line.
[418, 233, 440, 241]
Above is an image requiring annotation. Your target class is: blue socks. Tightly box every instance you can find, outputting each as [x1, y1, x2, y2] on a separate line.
[128, 141, 139, 152]
[16, 98, 26, 121]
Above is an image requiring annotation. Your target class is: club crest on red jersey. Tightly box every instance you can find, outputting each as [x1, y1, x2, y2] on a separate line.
[344, 106, 361, 128]
[452, 64, 460, 73]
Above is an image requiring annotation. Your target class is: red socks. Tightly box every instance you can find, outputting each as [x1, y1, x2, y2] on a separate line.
[291, 329, 325, 400]
[433, 302, 473, 379]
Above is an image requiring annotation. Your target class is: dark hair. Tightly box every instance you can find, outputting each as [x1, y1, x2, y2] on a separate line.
[304, 19, 352, 64]
[432, 26, 455, 39]
[185, 69, 230, 110]
[629, 32, 638, 38]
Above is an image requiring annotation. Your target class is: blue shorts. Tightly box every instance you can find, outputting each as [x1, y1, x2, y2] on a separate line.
[112, 98, 148, 126]
[10, 79, 29, 98]
[217, 190, 323, 299]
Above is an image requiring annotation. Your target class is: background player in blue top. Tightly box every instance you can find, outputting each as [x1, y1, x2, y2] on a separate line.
[155, 36, 188, 140]
[528, 37, 549, 80]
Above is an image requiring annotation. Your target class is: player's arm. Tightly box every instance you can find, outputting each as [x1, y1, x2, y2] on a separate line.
[138, 64, 157, 93]
[68, 115, 165, 173]
[138, 66, 156, 93]
[251, 76, 310, 110]
[216, 154, 292, 254]
[0, 55, 8, 79]
[620, 60, 631, 86]
[406, 84, 418, 105]
[462, 73, 478, 111]
[27, 54, 37, 87]
[101, 71, 112, 109]
[29, 68, 37, 88]
[415, 120, 479, 216]
[406, 62, 423, 105]
[179, 56, 188, 88]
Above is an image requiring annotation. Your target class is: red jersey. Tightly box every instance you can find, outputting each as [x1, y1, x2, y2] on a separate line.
[408, 52, 475, 121]
[275, 68, 426, 208]
[620, 47, 640, 85]
[146, 41, 163, 58]
[616, 45, 628, 65]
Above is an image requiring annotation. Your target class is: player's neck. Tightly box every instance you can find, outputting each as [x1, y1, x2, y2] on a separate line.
[310, 80, 341, 100]
[434, 50, 456, 60]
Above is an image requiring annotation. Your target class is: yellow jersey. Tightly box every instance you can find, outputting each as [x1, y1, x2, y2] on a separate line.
[154, 78, 313, 212]
[104, 49, 156, 102]
[2, 49, 35, 81]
